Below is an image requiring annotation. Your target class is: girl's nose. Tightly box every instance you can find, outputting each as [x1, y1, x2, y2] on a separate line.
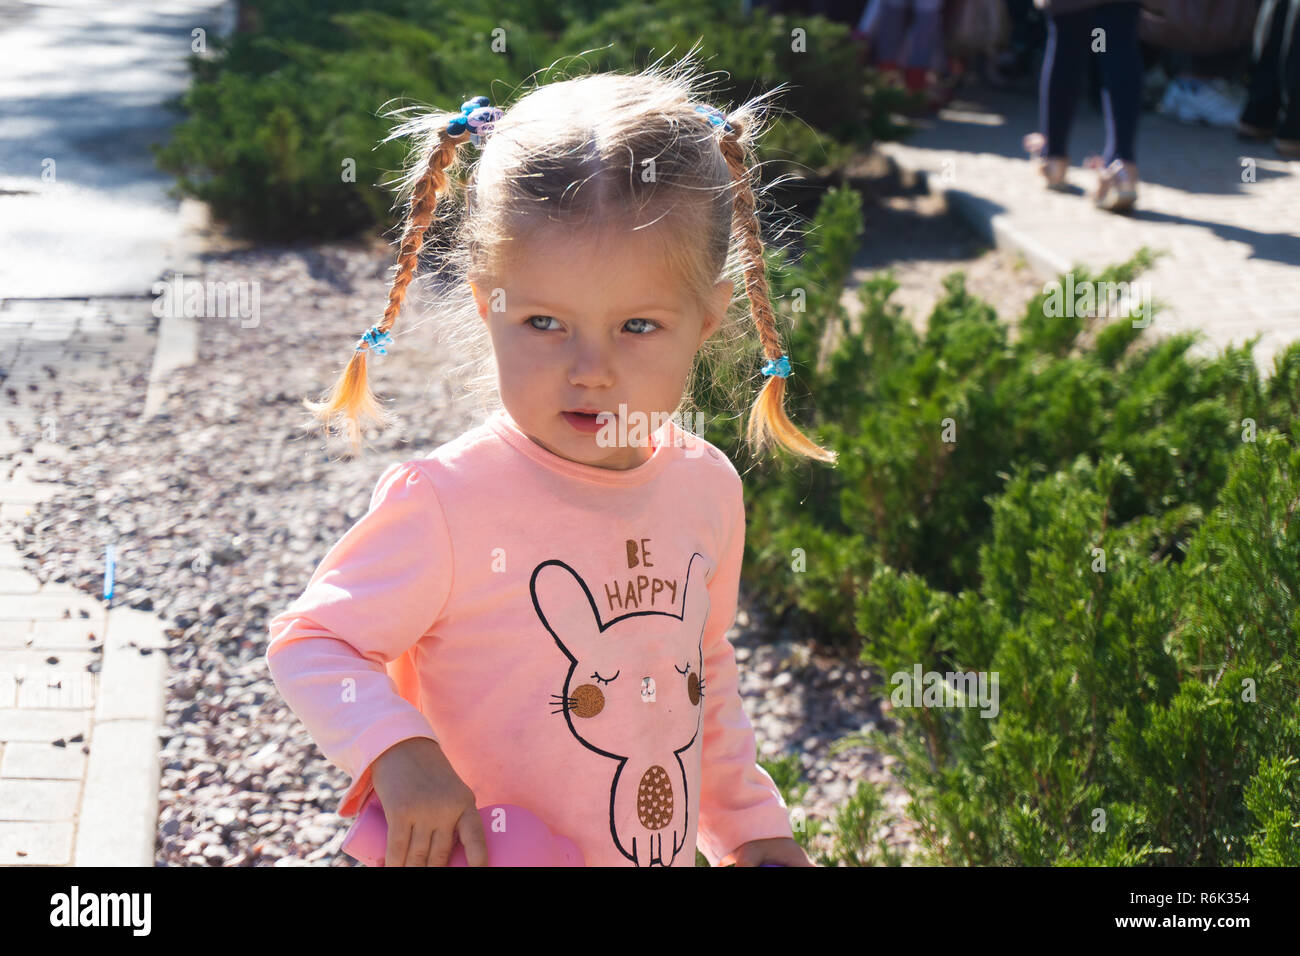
[641, 677, 656, 702]
[567, 343, 614, 387]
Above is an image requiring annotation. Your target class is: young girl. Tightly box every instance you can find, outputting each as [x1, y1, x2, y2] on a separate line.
[266, 52, 837, 868]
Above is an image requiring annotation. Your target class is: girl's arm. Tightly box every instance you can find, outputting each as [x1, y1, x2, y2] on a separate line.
[695, 474, 796, 867]
[265, 461, 454, 818]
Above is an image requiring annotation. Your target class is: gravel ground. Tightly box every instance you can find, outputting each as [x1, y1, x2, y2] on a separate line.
[10, 159, 1042, 866]
[841, 149, 1048, 330]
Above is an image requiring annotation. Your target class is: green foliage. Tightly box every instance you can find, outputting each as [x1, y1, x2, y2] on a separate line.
[1240, 755, 1300, 866]
[693, 751, 828, 866]
[693, 184, 1300, 866]
[833, 435, 1300, 866]
[759, 751, 829, 857]
[818, 779, 906, 867]
[707, 185, 1297, 646]
[154, 0, 910, 239]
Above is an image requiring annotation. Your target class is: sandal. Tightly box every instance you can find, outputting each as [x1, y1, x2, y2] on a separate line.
[1038, 155, 1070, 190]
[1023, 132, 1071, 191]
[1089, 158, 1139, 213]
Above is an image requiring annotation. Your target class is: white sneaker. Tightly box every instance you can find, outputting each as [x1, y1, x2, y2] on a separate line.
[1159, 78, 1244, 128]
[1157, 79, 1192, 120]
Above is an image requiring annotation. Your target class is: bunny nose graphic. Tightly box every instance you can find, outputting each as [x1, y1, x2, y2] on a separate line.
[641, 677, 656, 702]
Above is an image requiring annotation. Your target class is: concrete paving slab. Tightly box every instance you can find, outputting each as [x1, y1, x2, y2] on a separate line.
[0, 707, 92, 743]
[1, 739, 87, 779]
[0, 820, 74, 864]
[878, 86, 1300, 375]
[0, 778, 82, 820]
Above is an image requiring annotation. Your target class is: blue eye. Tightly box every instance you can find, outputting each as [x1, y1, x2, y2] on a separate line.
[527, 316, 658, 333]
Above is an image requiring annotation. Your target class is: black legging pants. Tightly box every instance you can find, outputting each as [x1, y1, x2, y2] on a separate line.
[1039, 1, 1143, 164]
[1242, 0, 1300, 138]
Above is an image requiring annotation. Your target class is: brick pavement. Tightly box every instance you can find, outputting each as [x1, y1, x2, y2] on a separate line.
[0, 298, 163, 865]
[877, 86, 1300, 375]
[0, 0, 225, 867]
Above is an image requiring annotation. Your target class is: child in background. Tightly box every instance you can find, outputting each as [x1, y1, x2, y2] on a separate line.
[265, 48, 837, 867]
[857, 0, 956, 108]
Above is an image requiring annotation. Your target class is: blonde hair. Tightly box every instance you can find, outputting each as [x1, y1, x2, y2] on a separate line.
[304, 45, 837, 466]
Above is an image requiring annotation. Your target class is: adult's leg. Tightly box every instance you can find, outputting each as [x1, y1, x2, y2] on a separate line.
[1006, 0, 1042, 56]
[1091, 1, 1142, 164]
[1242, 0, 1288, 128]
[1277, 0, 1300, 138]
[996, 0, 1047, 81]
[1040, 8, 1094, 159]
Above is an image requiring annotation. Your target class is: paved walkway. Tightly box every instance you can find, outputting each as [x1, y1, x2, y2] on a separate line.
[0, 0, 236, 297]
[0, 0, 228, 865]
[877, 86, 1300, 375]
[0, 300, 170, 865]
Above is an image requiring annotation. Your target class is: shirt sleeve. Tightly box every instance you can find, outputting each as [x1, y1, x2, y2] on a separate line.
[695, 473, 795, 867]
[265, 460, 454, 818]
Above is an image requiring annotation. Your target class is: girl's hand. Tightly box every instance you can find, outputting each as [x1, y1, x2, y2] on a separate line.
[369, 737, 490, 867]
[731, 837, 817, 867]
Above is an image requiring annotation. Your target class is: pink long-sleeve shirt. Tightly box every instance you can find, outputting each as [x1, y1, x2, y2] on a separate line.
[265, 407, 793, 867]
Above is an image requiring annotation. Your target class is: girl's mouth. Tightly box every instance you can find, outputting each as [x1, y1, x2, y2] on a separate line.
[561, 410, 611, 434]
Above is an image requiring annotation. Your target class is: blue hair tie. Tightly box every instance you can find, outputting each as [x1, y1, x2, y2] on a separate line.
[356, 325, 393, 356]
[446, 95, 503, 147]
[694, 104, 735, 134]
[761, 354, 791, 378]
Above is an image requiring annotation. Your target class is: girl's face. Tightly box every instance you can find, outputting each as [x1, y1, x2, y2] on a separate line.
[471, 227, 731, 470]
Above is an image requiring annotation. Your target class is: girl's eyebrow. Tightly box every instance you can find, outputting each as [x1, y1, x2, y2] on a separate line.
[513, 298, 676, 314]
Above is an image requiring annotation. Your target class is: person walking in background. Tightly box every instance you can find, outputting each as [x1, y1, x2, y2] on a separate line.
[1238, 0, 1300, 157]
[991, 0, 1046, 86]
[857, 0, 956, 108]
[1024, 0, 1143, 213]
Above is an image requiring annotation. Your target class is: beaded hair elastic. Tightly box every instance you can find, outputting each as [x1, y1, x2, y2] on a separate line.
[761, 354, 791, 378]
[355, 326, 393, 355]
[447, 95, 504, 147]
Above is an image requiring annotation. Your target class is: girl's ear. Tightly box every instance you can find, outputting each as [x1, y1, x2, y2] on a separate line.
[698, 278, 733, 347]
[469, 280, 489, 322]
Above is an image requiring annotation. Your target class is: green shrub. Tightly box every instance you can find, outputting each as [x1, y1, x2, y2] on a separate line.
[708, 186, 1297, 650]
[693, 751, 828, 866]
[818, 779, 906, 867]
[838, 431, 1300, 865]
[694, 184, 1300, 865]
[154, 0, 911, 239]
[1240, 755, 1300, 866]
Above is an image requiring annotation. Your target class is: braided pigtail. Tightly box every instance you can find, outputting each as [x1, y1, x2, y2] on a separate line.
[303, 114, 474, 455]
[716, 120, 838, 466]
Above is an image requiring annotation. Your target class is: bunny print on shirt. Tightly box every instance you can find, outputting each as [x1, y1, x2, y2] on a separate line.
[532, 548, 711, 867]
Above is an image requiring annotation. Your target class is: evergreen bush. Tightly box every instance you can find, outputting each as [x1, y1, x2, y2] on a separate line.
[698, 185, 1300, 865]
[154, 0, 911, 239]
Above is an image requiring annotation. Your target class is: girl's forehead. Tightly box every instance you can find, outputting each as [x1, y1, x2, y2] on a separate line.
[500, 225, 682, 283]
[511, 221, 673, 261]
